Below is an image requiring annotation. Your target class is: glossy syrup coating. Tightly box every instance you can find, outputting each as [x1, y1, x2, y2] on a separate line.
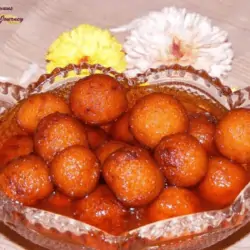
[128, 207, 148, 229]
[0, 135, 34, 167]
[154, 133, 208, 187]
[70, 74, 128, 125]
[129, 93, 188, 148]
[34, 113, 88, 162]
[50, 145, 100, 198]
[36, 191, 73, 218]
[95, 140, 128, 165]
[85, 126, 108, 150]
[215, 108, 250, 164]
[147, 187, 201, 222]
[0, 155, 53, 205]
[198, 156, 248, 207]
[188, 113, 218, 155]
[111, 112, 136, 144]
[100, 123, 113, 135]
[103, 146, 165, 207]
[47, 191, 72, 207]
[17, 93, 70, 134]
[74, 184, 128, 235]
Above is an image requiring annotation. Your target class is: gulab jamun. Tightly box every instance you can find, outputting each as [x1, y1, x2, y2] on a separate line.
[111, 112, 135, 144]
[17, 93, 70, 133]
[0, 135, 34, 167]
[129, 93, 188, 148]
[74, 185, 128, 235]
[50, 145, 100, 198]
[34, 113, 88, 162]
[198, 156, 248, 207]
[154, 133, 208, 187]
[70, 74, 128, 125]
[147, 187, 201, 222]
[85, 126, 108, 150]
[103, 146, 165, 207]
[95, 140, 128, 165]
[188, 113, 218, 155]
[215, 108, 250, 164]
[0, 155, 53, 205]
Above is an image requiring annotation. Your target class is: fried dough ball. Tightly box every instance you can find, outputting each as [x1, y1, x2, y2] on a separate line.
[0, 135, 34, 167]
[215, 109, 250, 164]
[154, 133, 208, 187]
[74, 185, 128, 235]
[111, 112, 135, 144]
[103, 146, 165, 207]
[199, 156, 248, 207]
[147, 187, 201, 222]
[95, 140, 128, 165]
[50, 146, 100, 198]
[34, 113, 88, 162]
[70, 74, 128, 125]
[188, 113, 218, 155]
[129, 93, 188, 148]
[85, 126, 108, 150]
[0, 155, 53, 205]
[17, 93, 70, 133]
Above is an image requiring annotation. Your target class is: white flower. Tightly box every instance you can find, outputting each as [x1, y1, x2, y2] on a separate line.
[111, 7, 234, 79]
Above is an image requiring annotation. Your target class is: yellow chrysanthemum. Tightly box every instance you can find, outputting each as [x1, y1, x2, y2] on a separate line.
[46, 24, 126, 78]
[139, 82, 149, 86]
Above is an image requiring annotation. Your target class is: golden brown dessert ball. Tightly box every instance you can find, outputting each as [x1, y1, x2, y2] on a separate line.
[198, 156, 248, 207]
[85, 126, 108, 150]
[74, 185, 128, 235]
[0, 155, 53, 205]
[34, 113, 88, 162]
[50, 145, 100, 198]
[17, 93, 70, 133]
[188, 113, 218, 155]
[95, 140, 128, 165]
[147, 187, 201, 222]
[111, 112, 135, 144]
[70, 74, 128, 125]
[154, 133, 208, 187]
[129, 93, 188, 148]
[215, 109, 250, 164]
[0, 135, 34, 167]
[103, 146, 165, 207]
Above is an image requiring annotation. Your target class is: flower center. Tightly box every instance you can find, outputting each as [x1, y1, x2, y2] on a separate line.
[168, 36, 197, 65]
[171, 37, 184, 59]
[79, 56, 89, 64]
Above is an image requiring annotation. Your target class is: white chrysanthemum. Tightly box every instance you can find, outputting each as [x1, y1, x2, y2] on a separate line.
[111, 7, 233, 79]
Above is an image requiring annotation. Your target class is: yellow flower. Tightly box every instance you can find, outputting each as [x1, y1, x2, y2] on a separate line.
[139, 82, 149, 86]
[46, 24, 126, 78]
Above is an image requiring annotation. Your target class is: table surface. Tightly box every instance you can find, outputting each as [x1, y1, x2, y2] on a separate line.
[0, 0, 250, 249]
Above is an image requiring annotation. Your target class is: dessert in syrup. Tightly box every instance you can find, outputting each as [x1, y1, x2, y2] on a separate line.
[0, 74, 249, 235]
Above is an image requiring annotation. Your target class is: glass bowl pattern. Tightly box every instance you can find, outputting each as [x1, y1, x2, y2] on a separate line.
[0, 63, 249, 250]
